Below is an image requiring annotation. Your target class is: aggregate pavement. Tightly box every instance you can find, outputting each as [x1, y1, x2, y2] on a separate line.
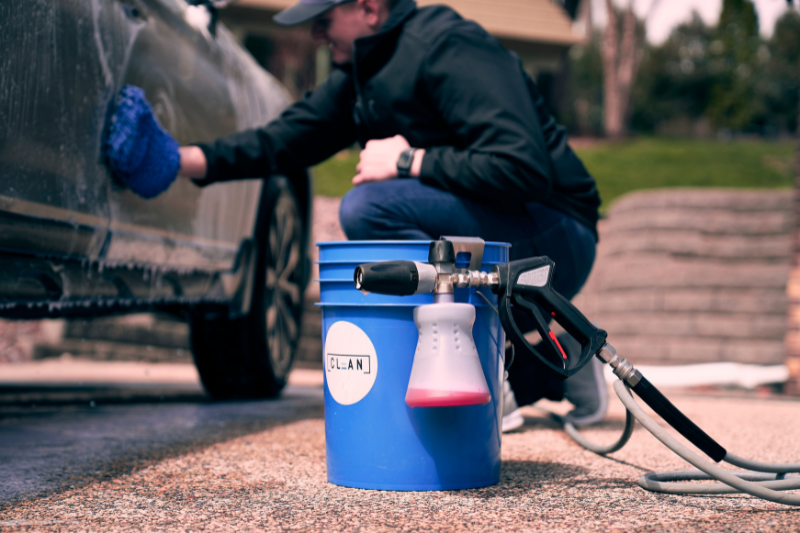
[1, 363, 799, 532]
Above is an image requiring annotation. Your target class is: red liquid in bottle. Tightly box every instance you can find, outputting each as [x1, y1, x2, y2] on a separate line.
[405, 388, 491, 408]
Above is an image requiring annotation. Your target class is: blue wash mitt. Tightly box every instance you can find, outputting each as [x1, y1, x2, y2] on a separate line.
[105, 85, 180, 199]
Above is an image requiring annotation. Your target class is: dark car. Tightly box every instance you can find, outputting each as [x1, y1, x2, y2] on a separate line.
[0, 0, 311, 399]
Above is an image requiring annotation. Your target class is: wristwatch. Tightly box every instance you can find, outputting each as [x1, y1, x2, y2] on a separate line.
[396, 148, 417, 178]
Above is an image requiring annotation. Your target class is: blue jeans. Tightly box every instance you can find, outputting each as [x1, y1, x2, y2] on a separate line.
[339, 180, 597, 405]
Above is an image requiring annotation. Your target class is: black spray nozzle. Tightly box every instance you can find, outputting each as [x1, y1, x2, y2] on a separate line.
[355, 261, 424, 296]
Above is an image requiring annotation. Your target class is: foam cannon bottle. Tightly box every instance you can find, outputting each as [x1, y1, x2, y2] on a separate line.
[355, 240, 492, 408]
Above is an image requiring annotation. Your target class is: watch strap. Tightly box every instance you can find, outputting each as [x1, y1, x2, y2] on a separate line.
[396, 148, 417, 178]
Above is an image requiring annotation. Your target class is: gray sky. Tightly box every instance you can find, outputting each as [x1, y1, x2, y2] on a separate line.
[592, 0, 798, 44]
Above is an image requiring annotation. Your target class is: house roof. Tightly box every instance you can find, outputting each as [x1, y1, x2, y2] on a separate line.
[233, 0, 580, 45]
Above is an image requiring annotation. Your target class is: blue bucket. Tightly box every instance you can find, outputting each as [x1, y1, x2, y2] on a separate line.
[318, 240, 510, 491]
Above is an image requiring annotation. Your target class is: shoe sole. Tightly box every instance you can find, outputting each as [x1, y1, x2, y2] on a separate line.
[502, 408, 524, 433]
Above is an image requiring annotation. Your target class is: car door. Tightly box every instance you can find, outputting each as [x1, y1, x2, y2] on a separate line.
[102, 0, 267, 273]
[0, 0, 114, 264]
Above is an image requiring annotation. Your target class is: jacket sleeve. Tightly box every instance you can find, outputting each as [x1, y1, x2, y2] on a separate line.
[417, 31, 554, 203]
[194, 69, 357, 186]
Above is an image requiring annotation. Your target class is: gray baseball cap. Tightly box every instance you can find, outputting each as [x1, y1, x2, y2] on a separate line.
[273, 0, 355, 26]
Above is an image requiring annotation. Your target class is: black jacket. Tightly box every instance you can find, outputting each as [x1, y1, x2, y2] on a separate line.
[197, 0, 601, 238]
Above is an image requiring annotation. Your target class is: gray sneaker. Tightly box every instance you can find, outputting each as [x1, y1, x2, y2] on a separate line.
[563, 354, 608, 427]
[501, 379, 524, 433]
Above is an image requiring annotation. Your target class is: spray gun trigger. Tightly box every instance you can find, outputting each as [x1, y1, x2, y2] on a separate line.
[548, 331, 568, 360]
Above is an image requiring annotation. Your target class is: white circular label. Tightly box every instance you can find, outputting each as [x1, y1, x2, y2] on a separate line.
[323, 321, 378, 405]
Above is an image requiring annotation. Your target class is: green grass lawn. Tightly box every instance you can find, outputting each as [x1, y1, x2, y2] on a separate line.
[311, 138, 796, 210]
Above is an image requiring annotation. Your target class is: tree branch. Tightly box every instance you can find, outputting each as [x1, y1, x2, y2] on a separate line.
[603, 0, 621, 137]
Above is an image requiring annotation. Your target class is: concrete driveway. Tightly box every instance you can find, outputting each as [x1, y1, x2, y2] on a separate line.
[1, 361, 799, 532]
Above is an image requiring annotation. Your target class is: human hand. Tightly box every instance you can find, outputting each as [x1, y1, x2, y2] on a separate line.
[352, 135, 410, 185]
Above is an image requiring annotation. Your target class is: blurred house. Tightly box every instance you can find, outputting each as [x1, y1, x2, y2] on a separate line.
[218, 0, 584, 102]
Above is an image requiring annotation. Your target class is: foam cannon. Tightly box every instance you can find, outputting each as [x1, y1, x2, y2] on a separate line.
[354, 238, 727, 466]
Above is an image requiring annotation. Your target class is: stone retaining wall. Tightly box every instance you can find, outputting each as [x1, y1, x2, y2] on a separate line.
[573, 189, 792, 365]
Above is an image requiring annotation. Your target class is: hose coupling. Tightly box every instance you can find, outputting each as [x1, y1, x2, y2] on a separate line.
[597, 343, 641, 387]
[447, 270, 499, 289]
[434, 280, 454, 294]
[432, 270, 500, 291]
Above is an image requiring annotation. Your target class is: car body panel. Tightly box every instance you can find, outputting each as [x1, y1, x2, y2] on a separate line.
[0, 0, 306, 314]
[1, 0, 115, 261]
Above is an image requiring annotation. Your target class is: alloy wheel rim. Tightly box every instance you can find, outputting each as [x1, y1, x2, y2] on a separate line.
[264, 190, 302, 377]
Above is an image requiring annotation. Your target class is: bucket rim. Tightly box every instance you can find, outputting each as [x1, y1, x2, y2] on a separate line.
[316, 240, 511, 247]
[316, 260, 509, 266]
[316, 302, 423, 307]
[315, 279, 503, 284]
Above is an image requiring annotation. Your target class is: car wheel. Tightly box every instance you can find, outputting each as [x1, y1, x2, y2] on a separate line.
[190, 176, 305, 399]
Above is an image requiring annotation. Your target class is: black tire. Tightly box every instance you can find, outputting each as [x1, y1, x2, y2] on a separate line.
[190, 176, 306, 399]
